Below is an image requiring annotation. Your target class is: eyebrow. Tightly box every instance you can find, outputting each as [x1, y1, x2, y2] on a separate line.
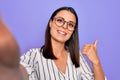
[55, 16, 76, 23]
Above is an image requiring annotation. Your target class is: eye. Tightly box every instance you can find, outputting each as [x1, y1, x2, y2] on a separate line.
[56, 18, 63, 23]
[68, 23, 74, 28]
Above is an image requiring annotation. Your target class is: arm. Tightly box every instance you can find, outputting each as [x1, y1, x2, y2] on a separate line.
[92, 60, 105, 80]
[82, 40, 105, 80]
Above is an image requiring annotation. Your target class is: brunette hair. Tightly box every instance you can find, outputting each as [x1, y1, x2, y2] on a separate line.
[41, 6, 80, 67]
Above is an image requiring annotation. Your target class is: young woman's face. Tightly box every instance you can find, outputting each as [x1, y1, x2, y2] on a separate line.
[49, 10, 76, 43]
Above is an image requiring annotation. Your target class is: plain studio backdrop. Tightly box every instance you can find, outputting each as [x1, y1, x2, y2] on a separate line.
[0, 0, 120, 80]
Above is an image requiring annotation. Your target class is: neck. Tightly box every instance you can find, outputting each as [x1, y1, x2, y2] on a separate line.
[51, 38, 67, 58]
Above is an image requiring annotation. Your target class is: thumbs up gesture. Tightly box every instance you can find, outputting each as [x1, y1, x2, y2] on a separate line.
[82, 40, 100, 65]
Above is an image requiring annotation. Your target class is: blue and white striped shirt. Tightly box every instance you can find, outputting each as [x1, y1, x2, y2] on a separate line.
[20, 48, 94, 80]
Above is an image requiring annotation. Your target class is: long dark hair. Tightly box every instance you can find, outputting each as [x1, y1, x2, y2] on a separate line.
[41, 6, 80, 67]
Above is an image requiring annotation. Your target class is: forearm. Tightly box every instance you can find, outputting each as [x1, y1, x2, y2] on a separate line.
[92, 61, 105, 80]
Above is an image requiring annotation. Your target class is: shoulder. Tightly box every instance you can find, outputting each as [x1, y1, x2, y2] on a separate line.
[20, 48, 42, 79]
[22, 48, 41, 57]
[20, 48, 42, 66]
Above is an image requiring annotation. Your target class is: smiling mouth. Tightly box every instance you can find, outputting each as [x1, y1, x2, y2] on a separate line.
[57, 30, 67, 36]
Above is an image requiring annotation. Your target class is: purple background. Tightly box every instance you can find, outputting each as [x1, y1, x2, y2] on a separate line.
[0, 0, 120, 80]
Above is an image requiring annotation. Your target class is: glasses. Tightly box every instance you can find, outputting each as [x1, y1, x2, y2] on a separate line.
[53, 17, 76, 31]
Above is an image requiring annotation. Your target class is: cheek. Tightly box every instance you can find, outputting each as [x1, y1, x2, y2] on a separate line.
[50, 27, 57, 39]
[66, 31, 74, 40]
[50, 24, 58, 34]
[68, 31, 73, 36]
[50, 26, 55, 34]
[50, 22, 55, 30]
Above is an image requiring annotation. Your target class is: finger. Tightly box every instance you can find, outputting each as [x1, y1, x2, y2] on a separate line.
[82, 47, 89, 53]
[83, 44, 92, 49]
[83, 44, 92, 50]
[82, 45, 91, 54]
[93, 39, 98, 47]
[82, 49, 87, 54]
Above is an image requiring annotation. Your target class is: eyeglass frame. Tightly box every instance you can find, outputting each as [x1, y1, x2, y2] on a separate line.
[53, 17, 76, 31]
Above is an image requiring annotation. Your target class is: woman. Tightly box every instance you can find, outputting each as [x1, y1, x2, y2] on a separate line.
[20, 6, 105, 80]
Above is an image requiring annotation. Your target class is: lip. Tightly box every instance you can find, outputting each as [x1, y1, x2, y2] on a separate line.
[57, 30, 67, 36]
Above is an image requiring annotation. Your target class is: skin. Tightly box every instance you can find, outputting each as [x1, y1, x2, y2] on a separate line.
[50, 10, 105, 80]
[0, 18, 28, 80]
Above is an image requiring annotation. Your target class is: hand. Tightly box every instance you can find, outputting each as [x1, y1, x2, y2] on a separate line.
[82, 40, 100, 65]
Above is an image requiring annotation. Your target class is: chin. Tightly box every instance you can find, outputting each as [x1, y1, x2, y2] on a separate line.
[56, 38, 70, 44]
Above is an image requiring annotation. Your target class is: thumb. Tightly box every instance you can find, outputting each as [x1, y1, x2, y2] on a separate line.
[93, 39, 98, 47]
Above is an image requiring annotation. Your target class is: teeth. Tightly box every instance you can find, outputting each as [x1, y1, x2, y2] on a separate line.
[58, 30, 66, 35]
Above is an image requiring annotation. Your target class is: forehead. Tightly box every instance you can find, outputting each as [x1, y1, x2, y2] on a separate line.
[55, 10, 76, 22]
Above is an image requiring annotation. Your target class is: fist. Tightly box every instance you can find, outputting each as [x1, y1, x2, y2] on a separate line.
[82, 40, 100, 65]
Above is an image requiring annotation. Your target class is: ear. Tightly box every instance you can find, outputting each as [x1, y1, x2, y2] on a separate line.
[49, 20, 53, 28]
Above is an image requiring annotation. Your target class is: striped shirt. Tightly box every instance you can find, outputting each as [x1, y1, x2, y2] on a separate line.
[20, 48, 94, 80]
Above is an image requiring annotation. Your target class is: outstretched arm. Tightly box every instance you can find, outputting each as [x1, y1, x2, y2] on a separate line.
[82, 40, 105, 80]
[0, 18, 29, 80]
